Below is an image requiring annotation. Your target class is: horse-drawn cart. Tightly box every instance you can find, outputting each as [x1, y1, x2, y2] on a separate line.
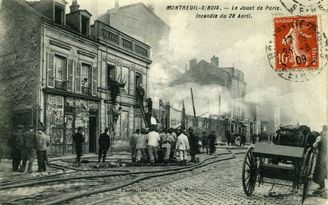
[242, 125, 317, 203]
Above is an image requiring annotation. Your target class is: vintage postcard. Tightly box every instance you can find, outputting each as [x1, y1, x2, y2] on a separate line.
[0, 0, 327, 204]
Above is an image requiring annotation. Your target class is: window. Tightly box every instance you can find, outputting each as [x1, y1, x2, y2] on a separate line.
[122, 67, 129, 93]
[81, 15, 89, 35]
[55, 55, 66, 81]
[81, 63, 91, 94]
[54, 55, 67, 89]
[107, 64, 116, 89]
[55, 5, 64, 25]
[67, 59, 74, 91]
[75, 62, 81, 93]
[135, 72, 142, 90]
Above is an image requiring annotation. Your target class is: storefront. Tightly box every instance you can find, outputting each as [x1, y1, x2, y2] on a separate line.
[45, 94, 100, 154]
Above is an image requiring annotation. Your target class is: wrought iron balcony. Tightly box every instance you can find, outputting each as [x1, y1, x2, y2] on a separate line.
[54, 80, 67, 90]
[82, 86, 91, 95]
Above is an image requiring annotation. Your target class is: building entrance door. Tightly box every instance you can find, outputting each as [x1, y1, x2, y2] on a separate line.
[89, 116, 97, 153]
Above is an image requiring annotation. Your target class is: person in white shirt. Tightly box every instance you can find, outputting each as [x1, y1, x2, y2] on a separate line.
[176, 129, 190, 165]
[136, 129, 148, 164]
[147, 125, 160, 165]
[162, 129, 175, 164]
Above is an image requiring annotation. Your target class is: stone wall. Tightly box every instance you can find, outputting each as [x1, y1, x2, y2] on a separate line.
[0, 0, 41, 154]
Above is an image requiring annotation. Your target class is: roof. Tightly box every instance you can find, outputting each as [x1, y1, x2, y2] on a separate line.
[67, 9, 92, 17]
[105, 2, 170, 29]
[171, 59, 231, 86]
[7, 0, 96, 42]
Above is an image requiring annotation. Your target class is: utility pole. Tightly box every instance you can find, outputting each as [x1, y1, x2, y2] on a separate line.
[218, 94, 221, 116]
[190, 88, 197, 128]
[181, 100, 186, 129]
[190, 88, 196, 117]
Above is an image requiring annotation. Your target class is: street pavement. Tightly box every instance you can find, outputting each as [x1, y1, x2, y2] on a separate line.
[0, 147, 327, 205]
[70, 151, 327, 205]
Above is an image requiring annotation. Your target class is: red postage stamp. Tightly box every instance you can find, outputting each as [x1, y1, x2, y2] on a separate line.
[274, 16, 319, 70]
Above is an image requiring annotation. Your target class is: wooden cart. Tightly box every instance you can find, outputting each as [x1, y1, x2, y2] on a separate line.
[242, 143, 315, 203]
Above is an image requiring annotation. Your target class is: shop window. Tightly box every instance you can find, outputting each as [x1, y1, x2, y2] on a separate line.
[55, 4, 65, 25]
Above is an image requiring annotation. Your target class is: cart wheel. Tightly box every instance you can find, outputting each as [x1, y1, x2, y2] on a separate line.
[302, 148, 315, 203]
[242, 147, 257, 196]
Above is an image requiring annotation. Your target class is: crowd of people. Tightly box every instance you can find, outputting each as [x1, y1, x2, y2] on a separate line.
[8, 125, 50, 173]
[128, 125, 217, 166]
[225, 130, 247, 147]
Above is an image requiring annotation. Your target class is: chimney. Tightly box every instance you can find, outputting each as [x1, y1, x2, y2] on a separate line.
[211, 55, 219, 67]
[189, 58, 197, 70]
[147, 4, 155, 13]
[70, 0, 80, 13]
[115, 0, 119, 9]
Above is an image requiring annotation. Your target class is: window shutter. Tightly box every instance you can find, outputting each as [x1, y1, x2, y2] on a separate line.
[47, 52, 54, 87]
[67, 59, 74, 91]
[92, 66, 98, 96]
[63, 59, 67, 82]
[75, 62, 81, 93]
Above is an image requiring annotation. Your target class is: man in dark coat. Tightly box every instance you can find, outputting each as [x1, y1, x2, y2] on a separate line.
[136, 83, 145, 102]
[73, 127, 85, 166]
[312, 125, 327, 197]
[10, 125, 24, 172]
[226, 130, 231, 146]
[208, 131, 217, 155]
[240, 133, 246, 147]
[20, 127, 37, 173]
[201, 131, 208, 154]
[188, 128, 198, 162]
[98, 128, 111, 163]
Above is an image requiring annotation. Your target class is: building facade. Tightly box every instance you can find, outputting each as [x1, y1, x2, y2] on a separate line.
[97, 2, 170, 63]
[173, 55, 247, 138]
[0, 0, 151, 154]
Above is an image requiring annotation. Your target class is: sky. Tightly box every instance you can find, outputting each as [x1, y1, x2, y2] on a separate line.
[66, 0, 328, 131]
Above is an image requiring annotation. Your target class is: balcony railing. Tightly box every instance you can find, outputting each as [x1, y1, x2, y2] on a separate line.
[55, 80, 67, 90]
[92, 21, 150, 60]
[82, 86, 91, 95]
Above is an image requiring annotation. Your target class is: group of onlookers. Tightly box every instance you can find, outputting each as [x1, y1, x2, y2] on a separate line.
[225, 130, 246, 147]
[9, 125, 50, 173]
[128, 126, 217, 165]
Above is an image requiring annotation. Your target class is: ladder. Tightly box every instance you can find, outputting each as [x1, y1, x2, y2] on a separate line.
[137, 97, 150, 128]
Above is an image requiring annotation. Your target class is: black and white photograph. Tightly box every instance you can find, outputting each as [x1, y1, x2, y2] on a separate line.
[0, 0, 327, 204]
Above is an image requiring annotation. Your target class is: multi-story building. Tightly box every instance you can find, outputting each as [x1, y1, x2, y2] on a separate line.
[173, 55, 247, 136]
[245, 102, 261, 140]
[0, 0, 151, 154]
[97, 2, 170, 63]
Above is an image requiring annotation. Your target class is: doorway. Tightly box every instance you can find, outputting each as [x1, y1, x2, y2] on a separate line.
[89, 116, 97, 153]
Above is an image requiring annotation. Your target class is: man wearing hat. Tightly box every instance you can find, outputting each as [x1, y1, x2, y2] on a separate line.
[20, 126, 37, 173]
[73, 127, 85, 166]
[36, 126, 50, 172]
[98, 128, 111, 163]
[10, 125, 24, 172]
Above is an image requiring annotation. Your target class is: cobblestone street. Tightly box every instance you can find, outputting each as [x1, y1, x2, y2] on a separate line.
[70, 153, 326, 205]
